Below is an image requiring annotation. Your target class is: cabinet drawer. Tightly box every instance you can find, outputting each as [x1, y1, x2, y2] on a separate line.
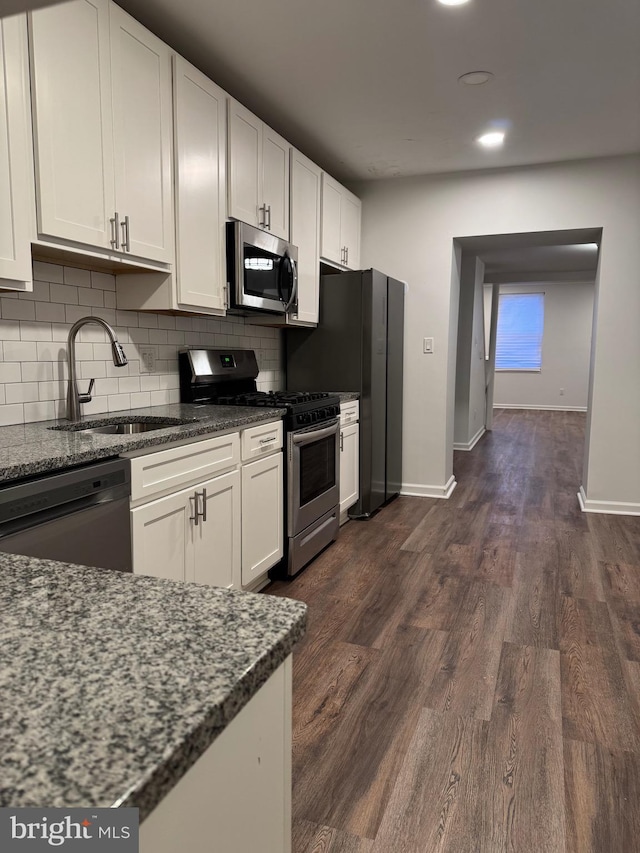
[241, 420, 283, 462]
[340, 400, 359, 426]
[130, 432, 240, 503]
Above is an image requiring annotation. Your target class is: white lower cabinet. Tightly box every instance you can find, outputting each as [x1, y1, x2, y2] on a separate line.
[339, 421, 360, 518]
[140, 656, 292, 853]
[131, 468, 241, 589]
[242, 452, 283, 587]
[129, 423, 283, 589]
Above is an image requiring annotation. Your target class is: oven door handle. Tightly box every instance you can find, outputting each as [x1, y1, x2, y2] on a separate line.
[292, 422, 339, 446]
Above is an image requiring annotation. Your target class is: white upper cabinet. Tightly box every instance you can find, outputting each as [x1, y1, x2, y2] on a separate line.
[109, 4, 173, 263]
[320, 173, 361, 270]
[29, 0, 115, 251]
[0, 14, 35, 289]
[173, 55, 227, 313]
[29, 0, 173, 265]
[228, 98, 290, 240]
[289, 148, 321, 325]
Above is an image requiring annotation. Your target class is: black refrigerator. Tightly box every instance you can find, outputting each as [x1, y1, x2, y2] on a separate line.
[286, 268, 404, 518]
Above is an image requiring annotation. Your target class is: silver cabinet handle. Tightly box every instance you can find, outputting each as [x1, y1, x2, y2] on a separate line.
[266, 204, 271, 230]
[121, 215, 130, 252]
[340, 431, 344, 452]
[258, 205, 266, 228]
[259, 436, 277, 445]
[345, 246, 349, 266]
[110, 212, 120, 249]
[190, 492, 199, 526]
[200, 488, 207, 523]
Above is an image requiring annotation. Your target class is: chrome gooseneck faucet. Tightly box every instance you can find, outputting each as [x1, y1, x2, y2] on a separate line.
[66, 317, 128, 420]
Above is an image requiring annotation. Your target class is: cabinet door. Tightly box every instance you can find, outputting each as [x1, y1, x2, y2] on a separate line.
[131, 488, 192, 581]
[227, 99, 261, 228]
[289, 149, 320, 325]
[191, 469, 241, 590]
[341, 190, 361, 270]
[262, 125, 289, 240]
[173, 56, 226, 312]
[110, 3, 173, 263]
[340, 423, 359, 514]
[0, 15, 34, 288]
[242, 453, 283, 587]
[29, 0, 115, 249]
[320, 173, 342, 265]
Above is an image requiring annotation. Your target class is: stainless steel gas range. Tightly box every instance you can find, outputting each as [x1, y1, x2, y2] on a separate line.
[179, 348, 341, 576]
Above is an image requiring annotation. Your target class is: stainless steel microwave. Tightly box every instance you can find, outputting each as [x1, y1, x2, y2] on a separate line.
[226, 220, 298, 315]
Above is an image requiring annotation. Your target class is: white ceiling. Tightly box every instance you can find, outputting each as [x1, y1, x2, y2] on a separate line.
[458, 228, 601, 283]
[118, 0, 640, 182]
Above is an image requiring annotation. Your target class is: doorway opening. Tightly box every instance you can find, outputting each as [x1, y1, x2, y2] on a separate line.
[451, 227, 602, 495]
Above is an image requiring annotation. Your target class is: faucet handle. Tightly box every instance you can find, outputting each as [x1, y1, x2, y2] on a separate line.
[78, 378, 95, 404]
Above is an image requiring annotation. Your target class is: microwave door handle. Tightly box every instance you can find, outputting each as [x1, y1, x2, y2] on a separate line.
[283, 257, 298, 313]
[292, 422, 338, 446]
[276, 252, 285, 304]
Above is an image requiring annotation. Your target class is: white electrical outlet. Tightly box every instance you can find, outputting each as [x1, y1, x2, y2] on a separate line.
[559, 388, 565, 396]
[140, 346, 157, 373]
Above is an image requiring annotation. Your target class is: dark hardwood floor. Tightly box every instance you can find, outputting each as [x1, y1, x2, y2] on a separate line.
[268, 409, 640, 852]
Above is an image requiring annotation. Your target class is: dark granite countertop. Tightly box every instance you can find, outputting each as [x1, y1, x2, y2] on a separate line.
[0, 554, 306, 819]
[336, 392, 360, 403]
[0, 404, 286, 483]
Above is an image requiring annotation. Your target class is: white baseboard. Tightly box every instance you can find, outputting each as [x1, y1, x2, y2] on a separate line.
[578, 486, 640, 516]
[401, 475, 457, 500]
[454, 426, 486, 452]
[493, 404, 587, 412]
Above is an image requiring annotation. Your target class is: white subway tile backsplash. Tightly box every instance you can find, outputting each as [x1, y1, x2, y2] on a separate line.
[22, 362, 54, 382]
[36, 341, 66, 362]
[24, 401, 57, 422]
[2, 298, 36, 321]
[33, 261, 64, 283]
[0, 404, 24, 425]
[138, 313, 158, 329]
[78, 288, 104, 308]
[0, 262, 283, 426]
[63, 266, 92, 288]
[118, 376, 140, 394]
[50, 283, 79, 305]
[0, 357, 19, 383]
[130, 392, 151, 408]
[20, 321, 52, 342]
[108, 394, 132, 412]
[35, 302, 66, 323]
[90, 271, 116, 291]
[5, 383, 39, 404]
[4, 340, 38, 362]
[0, 319, 21, 340]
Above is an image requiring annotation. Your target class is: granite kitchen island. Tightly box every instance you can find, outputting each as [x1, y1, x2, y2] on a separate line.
[0, 552, 306, 850]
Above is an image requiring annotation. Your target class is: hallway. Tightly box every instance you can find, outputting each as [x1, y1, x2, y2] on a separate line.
[269, 409, 640, 852]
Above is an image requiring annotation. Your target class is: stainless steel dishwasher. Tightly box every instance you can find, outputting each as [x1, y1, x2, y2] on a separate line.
[0, 458, 132, 572]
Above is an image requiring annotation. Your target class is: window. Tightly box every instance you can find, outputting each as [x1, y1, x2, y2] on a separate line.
[495, 292, 544, 371]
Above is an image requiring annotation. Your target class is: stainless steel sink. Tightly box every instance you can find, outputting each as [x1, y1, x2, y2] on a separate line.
[51, 418, 196, 435]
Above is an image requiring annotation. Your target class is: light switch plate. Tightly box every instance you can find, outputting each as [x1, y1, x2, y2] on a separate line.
[423, 337, 434, 354]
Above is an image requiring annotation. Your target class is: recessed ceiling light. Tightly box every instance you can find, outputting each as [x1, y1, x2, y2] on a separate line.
[438, 0, 471, 5]
[459, 71, 494, 86]
[477, 131, 505, 148]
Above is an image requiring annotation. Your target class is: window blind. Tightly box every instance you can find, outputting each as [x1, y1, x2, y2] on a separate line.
[495, 293, 544, 370]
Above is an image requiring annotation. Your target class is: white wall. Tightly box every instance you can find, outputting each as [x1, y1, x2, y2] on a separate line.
[0, 261, 283, 425]
[487, 280, 594, 411]
[356, 154, 640, 511]
[454, 255, 486, 448]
